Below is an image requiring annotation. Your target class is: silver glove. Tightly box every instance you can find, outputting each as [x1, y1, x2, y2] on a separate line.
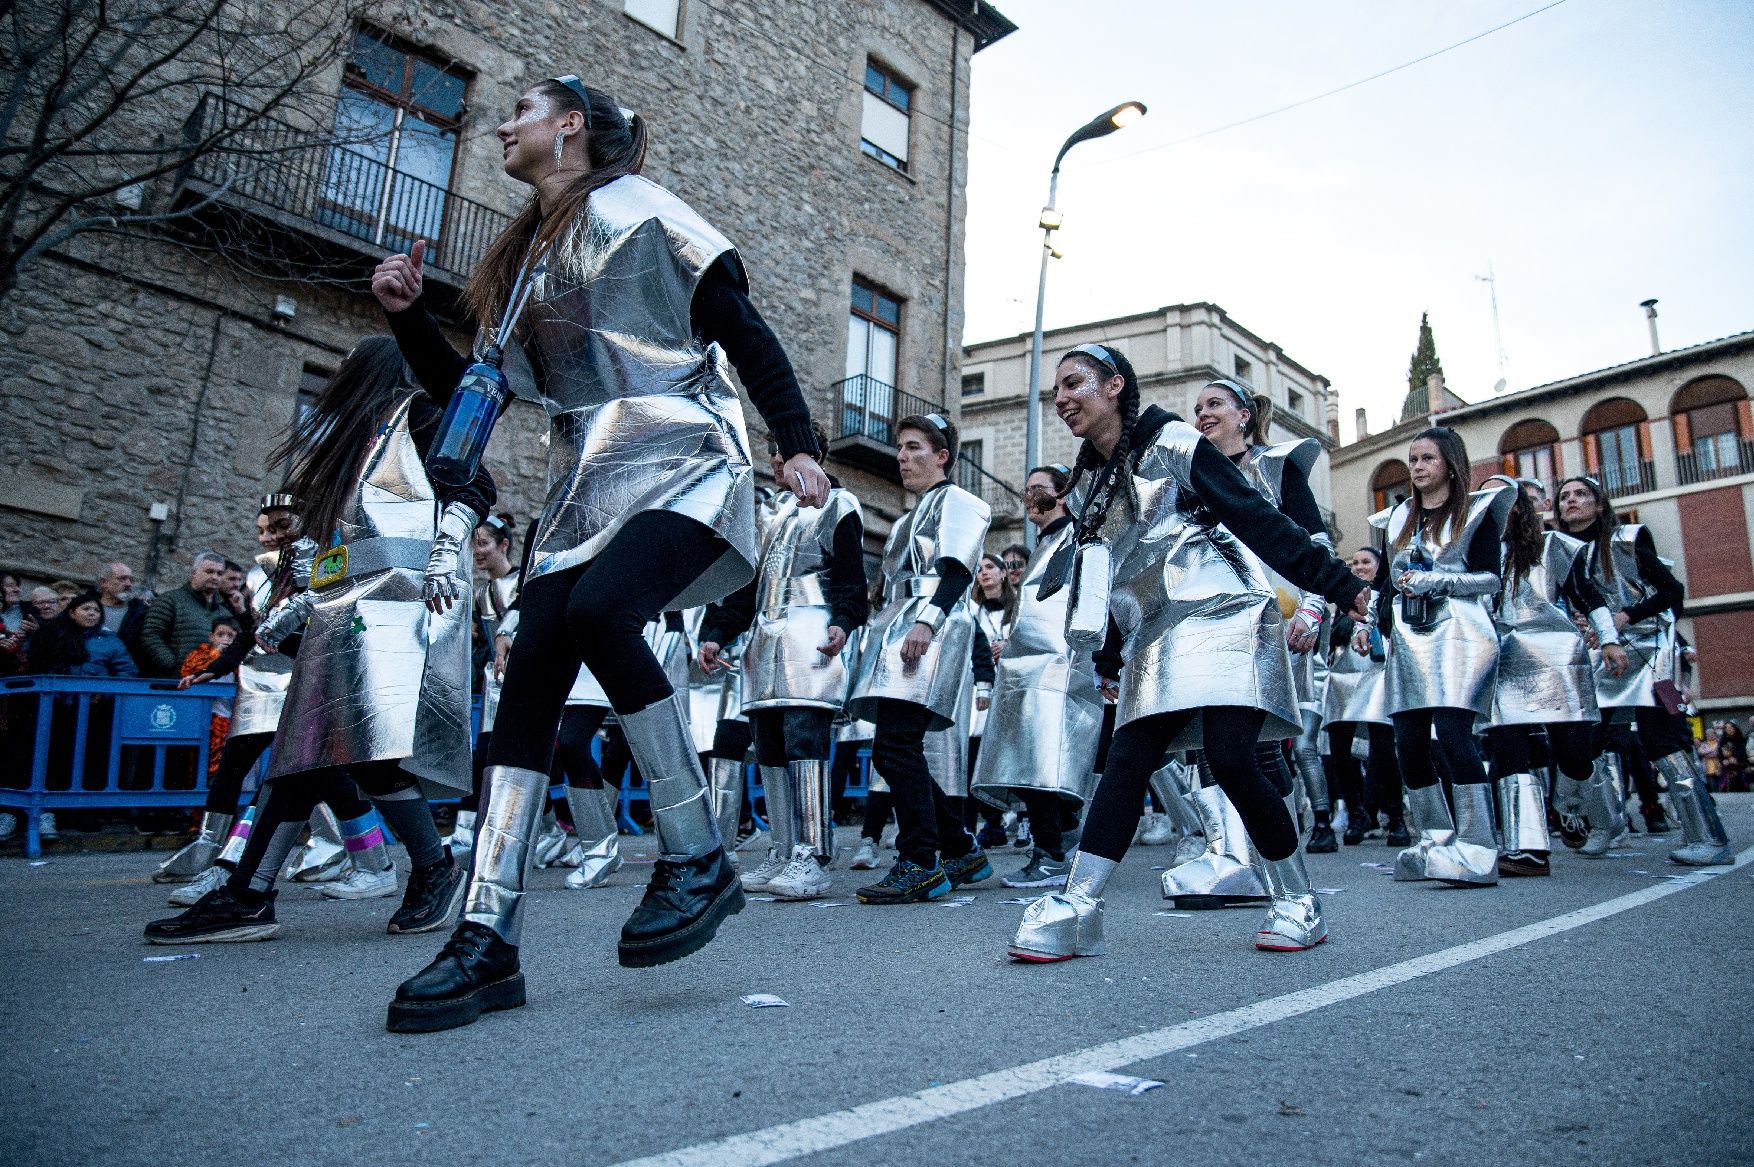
[256, 591, 314, 651]
[286, 537, 318, 590]
[423, 502, 480, 612]
[1399, 569, 1499, 598]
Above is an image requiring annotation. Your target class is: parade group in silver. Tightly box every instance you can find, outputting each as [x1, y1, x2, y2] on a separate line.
[141, 75, 1735, 1034]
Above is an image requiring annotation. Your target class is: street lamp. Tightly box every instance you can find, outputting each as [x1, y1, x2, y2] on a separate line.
[1022, 101, 1146, 545]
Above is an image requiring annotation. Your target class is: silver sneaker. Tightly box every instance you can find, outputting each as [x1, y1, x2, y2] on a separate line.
[848, 837, 881, 870]
[1002, 849, 1071, 889]
[168, 865, 227, 907]
[319, 864, 397, 900]
[768, 845, 831, 900]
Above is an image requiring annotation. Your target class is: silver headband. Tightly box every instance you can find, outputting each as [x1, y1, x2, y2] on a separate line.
[1205, 378, 1252, 412]
[1066, 343, 1118, 373]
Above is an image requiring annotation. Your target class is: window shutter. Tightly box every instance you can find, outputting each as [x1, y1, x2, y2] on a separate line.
[1636, 420, 1652, 461]
[1672, 411, 1692, 451]
[1738, 399, 1753, 440]
[1583, 433, 1600, 472]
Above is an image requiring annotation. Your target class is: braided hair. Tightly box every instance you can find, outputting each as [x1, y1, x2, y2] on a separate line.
[1056, 344, 1141, 544]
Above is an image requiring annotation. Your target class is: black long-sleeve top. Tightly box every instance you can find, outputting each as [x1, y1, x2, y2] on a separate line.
[970, 621, 996, 685]
[1229, 448, 1325, 541]
[385, 256, 819, 461]
[1570, 520, 1684, 623]
[699, 502, 871, 647]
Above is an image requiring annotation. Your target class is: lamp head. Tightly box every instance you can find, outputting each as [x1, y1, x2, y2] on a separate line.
[1054, 101, 1148, 167]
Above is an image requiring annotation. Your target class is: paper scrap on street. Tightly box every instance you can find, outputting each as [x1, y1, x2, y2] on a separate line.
[1154, 910, 1192, 918]
[1663, 871, 1719, 885]
[808, 900, 847, 908]
[29, 860, 49, 867]
[143, 953, 199, 963]
[747, 895, 777, 902]
[936, 895, 976, 908]
[1361, 862, 1394, 873]
[1313, 887, 1346, 895]
[1067, 1071, 1164, 1096]
[999, 896, 1043, 905]
[740, 994, 789, 1008]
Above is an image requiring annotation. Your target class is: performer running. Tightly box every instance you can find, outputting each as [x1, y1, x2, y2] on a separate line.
[1321, 548, 1407, 846]
[699, 429, 868, 900]
[377, 76, 828, 1031]
[1556, 476, 1730, 866]
[972, 464, 1108, 889]
[1009, 345, 1368, 960]
[848, 414, 992, 903]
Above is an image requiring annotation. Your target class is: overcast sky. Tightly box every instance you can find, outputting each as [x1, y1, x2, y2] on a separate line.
[960, 0, 1754, 442]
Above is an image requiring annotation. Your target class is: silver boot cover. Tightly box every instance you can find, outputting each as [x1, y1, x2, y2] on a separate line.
[1395, 783, 1456, 882]
[1149, 761, 1202, 841]
[791, 758, 834, 863]
[1655, 750, 1733, 865]
[1496, 772, 1549, 855]
[1425, 782, 1500, 886]
[288, 803, 347, 882]
[564, 784, 622, 890]
[1294, 709, 1330, 813]
[1580, 753, 1628, 857]
[1254, 851, 1327, 951]
[622, 693, 722, 860]
[709, 757, 745, 854]
[1160, 785, 1269, 903]
[759, 764, 796, 860]
[461, 765, 549, 944]
[155, 812, 233, 881]
[1010, 851, 1115, 960]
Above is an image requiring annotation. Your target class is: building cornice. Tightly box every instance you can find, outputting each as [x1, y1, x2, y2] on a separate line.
[920, 0, 1017, 50]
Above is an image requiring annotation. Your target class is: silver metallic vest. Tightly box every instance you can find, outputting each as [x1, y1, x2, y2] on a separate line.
[1376, 479, 1515, 717]
[268, 394, 472, 794]
[1492, 530, 1599, 726]
[1588, 524, 1679, 709]
[971, 519, 1104, 810]
[849, 482, 992, 730]
[740, 488, 863, 712]
[499, 175, 757, 611]
[228, 542, 312, 739]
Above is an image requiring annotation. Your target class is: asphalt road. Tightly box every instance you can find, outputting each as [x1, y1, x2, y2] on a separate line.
[5, 797, 1751, 1167]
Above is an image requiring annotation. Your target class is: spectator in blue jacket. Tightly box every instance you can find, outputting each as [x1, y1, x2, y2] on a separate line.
[27, 591, 140, 677]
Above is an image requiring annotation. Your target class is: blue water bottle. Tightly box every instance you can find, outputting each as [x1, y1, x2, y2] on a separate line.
[428, 343, 510, 488]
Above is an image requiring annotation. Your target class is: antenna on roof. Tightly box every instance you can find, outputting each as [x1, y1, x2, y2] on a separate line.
[1476, 261, 1508, 390]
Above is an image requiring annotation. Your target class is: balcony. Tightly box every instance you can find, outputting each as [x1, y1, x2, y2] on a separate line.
[1677, 437, 1754, 487]
[1598, 458, 1657, 498]
[830, 374, 942, 479]
[173, 94, 511, 311]
[957, 459, 1022, 519]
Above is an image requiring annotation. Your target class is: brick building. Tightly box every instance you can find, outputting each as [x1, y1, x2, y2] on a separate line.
[0, 0, 1015, 590]
[1329, 330, 1754, 720]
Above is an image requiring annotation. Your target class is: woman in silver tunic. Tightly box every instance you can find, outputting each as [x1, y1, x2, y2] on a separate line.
[1556, 476, 1730, 866]
[1009, 346, 1369, 962]
[146, 339, 494, 945]
[1374, 428, 1515, 889]
[1484, 478, 1628, 876]
[973, 464, 1110, 890]
[847, 414, 994, 903]
[377, 77, 829, 1031]
[1320, 548, 1408, 847]
[453, 514, 519, 859]
[963, 553, 1012, 848]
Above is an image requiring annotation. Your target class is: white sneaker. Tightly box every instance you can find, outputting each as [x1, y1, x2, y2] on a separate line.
[319, 864, 397, 900]
[768, 845, 831, 900]
[877, 825, 898, 850]
[168, 865, 227, 907]
[849, 837, 881, 870]
[740, 848, 787, 891]
[0, 812, 16, 841]
[1138, 813, 1174, 846]
[38, 812, 58, 841]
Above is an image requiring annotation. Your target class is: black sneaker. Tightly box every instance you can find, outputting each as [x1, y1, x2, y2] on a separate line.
[1499, 850, 1551, 877]
[1001, 849, 1070, 889]
[856, 858, 950, 904]
[943, 846, 993, 888]
[144, 885, 279, 944]
[976, 824, 1009, 849]
[387, 848, 466, 935]
[1342, 818, 1367, 846]
[1642, 806, 1671, 834]
[618, 847, 744, 968]
[1384, 820, 1412, 848]
[386, 921, 524, 1033]
[1558, 812, 1588, 851]
[1307, 823, 1339, 854]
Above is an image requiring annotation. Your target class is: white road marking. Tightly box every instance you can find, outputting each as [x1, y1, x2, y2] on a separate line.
[605, 844, 1752, 1167]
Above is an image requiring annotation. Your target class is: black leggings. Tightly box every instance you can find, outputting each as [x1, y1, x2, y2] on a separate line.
[870, 698, 970, 867]
[1081, 706, 1294, 864]
[1601, 707, 1689, 809]
[749, 708, 832, 766]
[227, 763, 397, 885]
[1487, 723, 1593, 782]
[1394, 707, 1487, 790]
[555, 705, 609, 789]
[1326, 721, 1403, 821]
[1018, 788, 1081, 859]
[205, 731, 272, 814]
[487, 511, 727, 773]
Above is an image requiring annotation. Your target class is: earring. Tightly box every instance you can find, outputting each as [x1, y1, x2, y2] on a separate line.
[553, 130, 568, 166]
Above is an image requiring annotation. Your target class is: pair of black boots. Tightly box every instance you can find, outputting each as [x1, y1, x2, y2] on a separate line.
[385, 846, 743, 1033]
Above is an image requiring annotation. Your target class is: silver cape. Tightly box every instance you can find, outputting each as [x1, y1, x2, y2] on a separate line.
[971, 519, 1104, 811]
[740, 488, 863, 711]
[1587, 524, 1680, 710]
[269, 394, 472, 794]
[1490, 530, 1600, 726]
[497, 174, 757, 611]
[1376, 480, 1516, 717]
[848, 482, 992, 730]
[227, 543, 312, 739]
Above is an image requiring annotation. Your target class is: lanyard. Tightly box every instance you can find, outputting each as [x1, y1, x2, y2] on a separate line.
[492, 240, 548, 353]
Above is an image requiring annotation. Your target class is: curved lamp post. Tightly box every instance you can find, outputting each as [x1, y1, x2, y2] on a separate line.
[1022, 101, 1146, 544]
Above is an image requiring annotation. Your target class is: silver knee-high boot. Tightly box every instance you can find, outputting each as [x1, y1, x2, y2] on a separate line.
[743, 765, 795, 891]
[1254, 850, 1327, 951]
[1496, 772, 1551, 877]
[1655, 750, 1733, 866]
[288, 804, 348, 882]
[1395, 784, 1455, 881]
[155, 812, 233, 882]
[709, 756, 745, 865]
[792, 758, 834, 864]
[1149, 761, 1202, 861]
[1580, 753, 1629, 857]
[1425, 782, 1499, 886]
[1160, 785, 1270, 907]
[459, 765, 550, 944]
[563, 785, 623, 890]
[623, 695, 723, 860]
[1009, 851, 1116, 961]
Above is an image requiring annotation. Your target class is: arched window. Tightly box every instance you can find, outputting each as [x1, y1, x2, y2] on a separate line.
[1580, 397, 1654, 497]
[1370, 459, 1411, 513]
[1499, 418, 1561, 498]
[1671, 375, 1751, 484]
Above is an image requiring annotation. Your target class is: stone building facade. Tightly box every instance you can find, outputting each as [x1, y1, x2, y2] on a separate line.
[0, 0, 1015, 591]
[1328, 330, 1754, 718]
[959, 302, 1340, 545]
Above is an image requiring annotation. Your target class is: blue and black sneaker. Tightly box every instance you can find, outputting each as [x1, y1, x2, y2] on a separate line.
[856, 858, 950, 904]
[943, 846, 993, 888]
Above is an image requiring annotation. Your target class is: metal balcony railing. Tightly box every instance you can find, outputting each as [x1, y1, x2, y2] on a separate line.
[179, 93, 510, 277]
[1676, 437, 1754, 487]
[1598, 458, 1657, 498]
[957, 459, 1022, 513]
[834, 374, 940, 448]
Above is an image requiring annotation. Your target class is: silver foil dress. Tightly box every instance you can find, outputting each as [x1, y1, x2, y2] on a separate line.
[740, 488, 863, 712]
[476, 572, 518, 733]
[1321, 629, 1389, 726]
[268, 393, 473, 795]
[228, 541, 314, 738]
[1587, 525, 1680, 710]
[971, 518, 1103, 812]
[1238, 439, 1331, 711]
[1374, 480, 1516, 717]
[1490, 530, 1603, 726]
[848, 482, 992, 729]
[495, 175, 757, 611]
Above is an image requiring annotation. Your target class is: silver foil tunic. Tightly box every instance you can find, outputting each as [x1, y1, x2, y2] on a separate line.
[1588, 525, 1680, 710]
[227, 542, 312, 739]
[1491, 530, 1600, 726]
[1238, 439, 1331, 711]
[1377, 480, 1516, 717]
[268, 394, 472, 794]
[499, 174, 757, 611]
[740, 488, 863, 711]
[1321, 632, 1389, 726]
[968, 602, 1011, 739]
[476, 572, 518, 733]
[848, 482, 993, 730]
[971, 519, 1104, 812]
[1085, 419, 1299, 748]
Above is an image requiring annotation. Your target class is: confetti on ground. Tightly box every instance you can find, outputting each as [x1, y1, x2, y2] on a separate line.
[936, 895, 976, 908]
[1361, 862, 1394, 873]
[807, 901, 847, 908]
[1154, 910, 1193, 918]
[29, 860, 49, 867]
[740, 994, 789, 1008]
[999, 896, 1043, 905]
[143, 953, 199, 963]
[1148, 865, 1166, 871]
[747, 895, 777, 902]
[1067, 1071, 1164, 1096]
[1313, 888, 1346, 895]
[1629, 869, 1650, 875]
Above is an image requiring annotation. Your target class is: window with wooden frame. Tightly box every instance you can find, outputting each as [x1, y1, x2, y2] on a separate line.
[1371, 459, 1411, 513]
[1579, 397, 1653, 497]
[1671, 375, 1752, 484]
[843, 277, 903, 444]
[860, 59, 913, 172]
[1498, 418, 1561, 496]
